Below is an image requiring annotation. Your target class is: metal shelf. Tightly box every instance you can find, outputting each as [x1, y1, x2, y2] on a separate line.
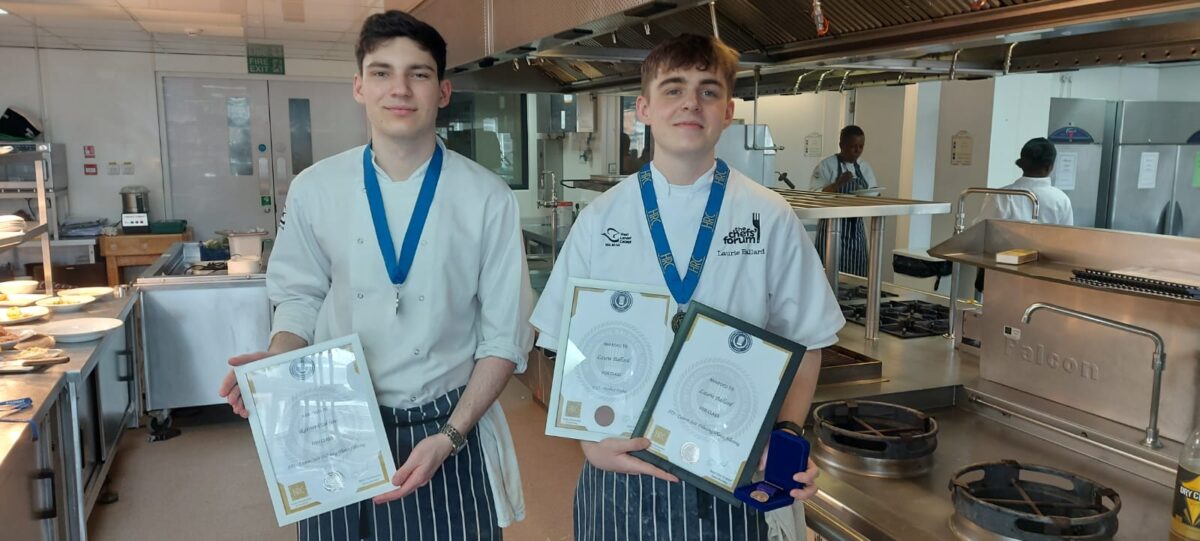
[0, 223, 49, 252]
[773, 189, 951, 219]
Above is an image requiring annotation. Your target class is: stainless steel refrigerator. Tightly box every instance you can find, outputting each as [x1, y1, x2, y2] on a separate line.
[1110, 101, 1200, 237]
[1047, 98, 1120, 228]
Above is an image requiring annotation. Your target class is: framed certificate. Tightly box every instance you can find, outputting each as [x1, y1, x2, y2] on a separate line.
[235, 335, 398, 526]
[632, 302, 807, 505]
[545, 278, 677, 442]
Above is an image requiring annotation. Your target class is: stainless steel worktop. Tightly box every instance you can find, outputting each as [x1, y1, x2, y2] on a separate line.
[0, 293, 137, 470]
[774, 189, 952, 219]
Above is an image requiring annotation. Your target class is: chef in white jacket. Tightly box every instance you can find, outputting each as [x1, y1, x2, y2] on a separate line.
[973, 137, 1074, 295]
[218, 11, 530, 540]
[976, 137, 1074, 225]
[531, 34, 844, 541]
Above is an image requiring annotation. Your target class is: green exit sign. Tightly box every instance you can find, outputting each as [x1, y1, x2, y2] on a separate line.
[247, 43, 285, 75]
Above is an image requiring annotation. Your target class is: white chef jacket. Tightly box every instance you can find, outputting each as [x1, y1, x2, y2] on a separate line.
[810, 154, 878, 191]
[531, 161, 844, 355]
[974, 176, 1074, 225]
[267, 141, 531, 526]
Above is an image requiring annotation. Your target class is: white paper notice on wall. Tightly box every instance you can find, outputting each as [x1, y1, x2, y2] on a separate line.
[1054, 152, 1077, 191]
[804, 132, 823, 157]
[1137, 152, 1159, 190]
[951, 130, 973, 166]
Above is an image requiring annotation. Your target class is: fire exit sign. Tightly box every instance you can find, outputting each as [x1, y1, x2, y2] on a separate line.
[247, 43, 285, 75]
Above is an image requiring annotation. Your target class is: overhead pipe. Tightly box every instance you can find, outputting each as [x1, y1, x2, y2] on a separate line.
[709, 1, 720, 40]
[792, 70, 811, 94]
[839, 70, 851, 92]
[747, 66, 785, 151]
[949, 49, 962, 80]
[1003, 42, 1018, 74]
[816, 69, 833, 93]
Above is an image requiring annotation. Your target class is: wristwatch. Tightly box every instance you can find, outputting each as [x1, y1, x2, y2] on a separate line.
[440, 422, 467, 455]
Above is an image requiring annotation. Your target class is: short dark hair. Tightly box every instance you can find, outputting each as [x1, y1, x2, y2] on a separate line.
[641, 34, 739, 98]
[1017, 137, 1057, 171]
[840, 125, 865, 141]
[356, 10, 447, 79]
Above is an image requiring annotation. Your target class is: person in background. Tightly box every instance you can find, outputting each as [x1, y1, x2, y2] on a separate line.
[217, 10, 531, 540]
[810, 125, 878, 277]
[974, 137, 1074, 293]
[531, 33, 840, 540]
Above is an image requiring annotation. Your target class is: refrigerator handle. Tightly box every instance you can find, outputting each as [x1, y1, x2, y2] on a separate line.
[1156, 201, 1171, 235]
[1172, 200, 1183, 236]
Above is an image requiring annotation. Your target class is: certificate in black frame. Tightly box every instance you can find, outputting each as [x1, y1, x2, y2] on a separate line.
[631, 301, 807, 505]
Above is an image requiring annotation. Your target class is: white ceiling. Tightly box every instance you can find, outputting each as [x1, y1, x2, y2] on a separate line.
[0, 0, 425, 61]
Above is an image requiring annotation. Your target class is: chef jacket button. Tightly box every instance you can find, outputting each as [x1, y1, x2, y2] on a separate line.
[356, 292, 364, 299]
[412, 348, 420, 356]
[357, 238, 364, 244]
[418, 295, 425, 301]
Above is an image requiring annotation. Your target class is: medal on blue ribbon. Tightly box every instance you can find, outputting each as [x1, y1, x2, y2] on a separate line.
[362, 142, 443, 313]
[637, 160, 730, 331]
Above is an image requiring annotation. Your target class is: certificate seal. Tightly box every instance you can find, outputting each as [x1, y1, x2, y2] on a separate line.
[680, 442, 701, 464]
[577, 322, 654, 398]
[322, 470, 345, 493]
[289, 357, 316, 380]
[610, 291, 633, 313]
[728, 331, 752, 354]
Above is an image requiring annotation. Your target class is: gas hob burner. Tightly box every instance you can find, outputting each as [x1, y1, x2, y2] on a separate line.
[810, 400, 938, 478]
[948, 460, 1120, 541]
[836, 284, 898, 302]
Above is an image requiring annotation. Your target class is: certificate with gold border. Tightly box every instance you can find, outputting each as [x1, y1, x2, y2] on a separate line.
[235, 334, 397, 526]
[545, 278, 677, 442]
[632, 302, 806, 505]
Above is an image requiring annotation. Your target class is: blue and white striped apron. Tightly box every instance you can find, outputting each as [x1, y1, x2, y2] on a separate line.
[814, 160, 869, 278]
[574, 461, 769, 541]
[297, 387, 501, 541]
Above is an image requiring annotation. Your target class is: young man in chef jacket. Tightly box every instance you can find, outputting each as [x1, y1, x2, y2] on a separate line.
[973, 137, 1074, 294]
[217, 10, 532, 540]
[530, 34, 845, 540]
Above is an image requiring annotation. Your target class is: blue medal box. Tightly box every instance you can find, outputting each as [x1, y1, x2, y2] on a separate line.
[734, 429, 810, 512]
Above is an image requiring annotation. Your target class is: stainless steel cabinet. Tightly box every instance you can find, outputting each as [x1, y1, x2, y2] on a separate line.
[0, 390, 71, 540]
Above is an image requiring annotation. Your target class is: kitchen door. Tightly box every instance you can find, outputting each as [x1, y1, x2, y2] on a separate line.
[162, 77, 368, 242]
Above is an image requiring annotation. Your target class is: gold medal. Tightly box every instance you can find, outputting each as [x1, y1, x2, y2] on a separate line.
[671, 311, 685, 332]
[750, 490, 770, 503]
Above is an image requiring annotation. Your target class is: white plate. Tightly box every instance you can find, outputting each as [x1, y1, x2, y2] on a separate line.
[0, 280, 39, 295]
[852, 187, 885, 197]
[0, 306, 50, 325]
[63, 287, 114, 299]
[35, 318, 123, 343]
[36, 295, 96, 313]
[0, 329, 36, 349]
[0, 293, 49, 307]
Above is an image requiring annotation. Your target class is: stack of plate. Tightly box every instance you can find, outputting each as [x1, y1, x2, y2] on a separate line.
[0, 215, 26, 234]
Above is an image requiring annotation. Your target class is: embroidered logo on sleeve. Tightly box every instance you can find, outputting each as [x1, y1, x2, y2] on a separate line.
[601, 227, 632, 247]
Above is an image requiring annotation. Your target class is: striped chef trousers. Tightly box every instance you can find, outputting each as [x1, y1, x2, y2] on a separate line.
[297, 387, 501, 541]
[574, 461, 769, 541]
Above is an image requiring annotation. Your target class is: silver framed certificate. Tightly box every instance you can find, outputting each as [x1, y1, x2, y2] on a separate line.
[544, 278, 677, 442]
[235, 334, 398, 526]
[632, 302, 806, 505]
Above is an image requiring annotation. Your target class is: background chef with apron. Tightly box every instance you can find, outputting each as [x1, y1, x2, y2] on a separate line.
[810, 125, 878, 278]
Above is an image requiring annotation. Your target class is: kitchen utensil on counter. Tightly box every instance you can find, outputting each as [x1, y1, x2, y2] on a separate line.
[0, 293, 49, 307]
[0, 280, 39, 295]
[63, 287, 114, 299]
[35, 295, 96, 313]
[227, 255, 262, 275]
[120, 185, 151, 234]
[15, 334, 56, 350]
[218, 229, 268, 259]
[0, 306, 50, 325]
[34, 317, 123, 343]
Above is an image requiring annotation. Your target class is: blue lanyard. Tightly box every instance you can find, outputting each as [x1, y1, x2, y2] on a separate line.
[363, 143, 443, 286]
[637, 160, 730, 307]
